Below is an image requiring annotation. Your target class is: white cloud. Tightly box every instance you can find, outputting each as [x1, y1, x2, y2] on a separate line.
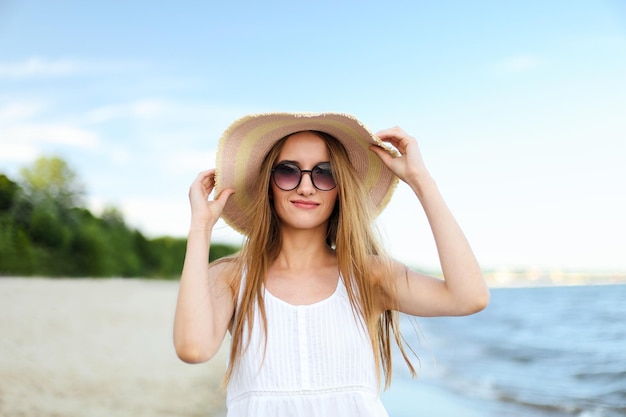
[0, 102, 46, 121]
[84, 100, 168, 124]
[493, 54, 541, 73]
[0, 57, 144, 79]
[84, 99, 249, 127]
[0, 143, 39, 163]
[118, 197, 191, 238]
[0, 100, 102, 164]
[0, 124, 100, 149]
[0, 57, 80, 78]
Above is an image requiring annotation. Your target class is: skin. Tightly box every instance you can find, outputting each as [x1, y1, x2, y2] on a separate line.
[173, 128, 489, 364]
[265, 133, 340, 305]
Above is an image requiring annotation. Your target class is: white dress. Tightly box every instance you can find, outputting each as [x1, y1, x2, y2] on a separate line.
[226, 276, 389, 417]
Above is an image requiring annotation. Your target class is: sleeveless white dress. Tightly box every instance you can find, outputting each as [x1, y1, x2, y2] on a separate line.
[226, 276, 389, 417]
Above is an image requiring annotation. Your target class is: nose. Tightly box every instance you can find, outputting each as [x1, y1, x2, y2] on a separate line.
[297, 171, 315, 195]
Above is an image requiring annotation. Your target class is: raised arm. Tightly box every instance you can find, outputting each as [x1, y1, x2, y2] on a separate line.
[173, 169, 236, 363]
[370, 127, 489, 317]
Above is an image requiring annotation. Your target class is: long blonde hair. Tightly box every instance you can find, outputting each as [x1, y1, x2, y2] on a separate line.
[222, 131, 416, 388]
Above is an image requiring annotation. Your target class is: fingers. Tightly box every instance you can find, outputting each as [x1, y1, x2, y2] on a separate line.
[195, 169, 216, 189]
[371, 127, 429, 183]
[215, 188, 235, 204]
[375, 127, 416, 152]
[190, 169, 235, 202]
[375, 126, 411, 140]
[189, 170, 213, 199]
[188, 170, 235, 228]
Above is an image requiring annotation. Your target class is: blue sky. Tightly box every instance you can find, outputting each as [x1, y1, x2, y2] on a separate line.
[1, 0, 625, 272]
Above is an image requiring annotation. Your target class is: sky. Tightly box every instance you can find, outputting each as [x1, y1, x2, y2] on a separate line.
[1, 0, 625, 272]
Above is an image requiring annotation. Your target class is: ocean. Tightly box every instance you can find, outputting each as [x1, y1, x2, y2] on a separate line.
[381, 284, 626, 417]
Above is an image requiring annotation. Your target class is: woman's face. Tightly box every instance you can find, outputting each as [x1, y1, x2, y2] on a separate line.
[270, 132, 339, 233]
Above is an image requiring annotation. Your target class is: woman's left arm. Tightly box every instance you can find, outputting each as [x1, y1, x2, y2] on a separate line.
[371, 127, 490, 317]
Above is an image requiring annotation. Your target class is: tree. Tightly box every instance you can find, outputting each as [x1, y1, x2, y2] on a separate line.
[0, 174, 19, 211]
[19, 156, 85, 209]
[0, 157, 242, 278]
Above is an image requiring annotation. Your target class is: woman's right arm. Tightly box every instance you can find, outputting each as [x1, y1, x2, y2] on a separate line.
[173, 170, 235, 363]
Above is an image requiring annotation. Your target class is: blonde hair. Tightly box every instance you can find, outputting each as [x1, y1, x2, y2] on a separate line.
[221, 131, 416, 388]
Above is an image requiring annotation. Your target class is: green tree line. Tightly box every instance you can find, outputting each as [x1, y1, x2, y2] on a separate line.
[0, 156, 239, 279]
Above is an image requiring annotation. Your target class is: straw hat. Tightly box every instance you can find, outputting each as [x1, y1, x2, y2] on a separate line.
[215, 112, 398, 236]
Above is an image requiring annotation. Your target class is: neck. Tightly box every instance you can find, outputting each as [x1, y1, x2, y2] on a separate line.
[274, 227, 335, 271]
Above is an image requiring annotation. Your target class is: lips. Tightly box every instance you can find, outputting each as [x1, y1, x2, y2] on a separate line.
[291, 200, 320, 209]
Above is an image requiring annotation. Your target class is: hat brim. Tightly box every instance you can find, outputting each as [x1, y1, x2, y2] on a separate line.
[215, 112, 398, 236]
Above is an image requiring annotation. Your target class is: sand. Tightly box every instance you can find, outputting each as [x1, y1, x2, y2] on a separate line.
[0, 277, 228, 417]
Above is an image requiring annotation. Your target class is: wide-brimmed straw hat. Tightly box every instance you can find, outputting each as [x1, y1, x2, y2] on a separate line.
[215, 112, 398, 236]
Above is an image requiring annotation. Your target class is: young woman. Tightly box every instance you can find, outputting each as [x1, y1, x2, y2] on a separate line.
[174, 113, 489, 417]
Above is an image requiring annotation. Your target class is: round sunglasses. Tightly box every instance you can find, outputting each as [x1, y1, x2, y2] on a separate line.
[271, 162, 337, 191]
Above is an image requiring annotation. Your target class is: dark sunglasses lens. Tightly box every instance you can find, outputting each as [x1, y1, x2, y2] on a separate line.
[312, 165, 336, 190]
[273, 164, 300, 190]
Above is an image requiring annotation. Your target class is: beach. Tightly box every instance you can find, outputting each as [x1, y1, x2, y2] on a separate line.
[4, 278, 621, 417]
[0, 278, 228, 417]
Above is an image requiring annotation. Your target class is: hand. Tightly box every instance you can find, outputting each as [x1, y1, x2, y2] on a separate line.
[370, 127, 429, 185]
[188, 169, 235, 230]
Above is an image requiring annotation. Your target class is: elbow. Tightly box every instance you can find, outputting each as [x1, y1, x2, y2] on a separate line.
[462, 287, 490, 315]
[473, 290, 490, 313]
[174, 341, 216, 364]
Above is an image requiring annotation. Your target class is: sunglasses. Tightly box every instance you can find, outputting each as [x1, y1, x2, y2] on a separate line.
[271, 162, 337, 191]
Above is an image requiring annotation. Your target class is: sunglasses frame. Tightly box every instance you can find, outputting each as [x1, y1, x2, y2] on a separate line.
[271, 162, 337, 191]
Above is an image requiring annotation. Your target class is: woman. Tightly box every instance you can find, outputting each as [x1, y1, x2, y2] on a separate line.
[174, 113, 489, 416]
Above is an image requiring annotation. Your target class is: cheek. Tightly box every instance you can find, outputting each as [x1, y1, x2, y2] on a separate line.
[269, 187, 288, 214]
[324, 191, 339, 213]
[329, 189, 339, 203]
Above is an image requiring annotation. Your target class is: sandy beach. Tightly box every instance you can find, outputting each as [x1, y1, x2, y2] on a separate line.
[0, 277, 228, 417]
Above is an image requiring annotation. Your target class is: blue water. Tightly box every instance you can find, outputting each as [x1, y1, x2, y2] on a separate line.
[382, 284, 626, 417]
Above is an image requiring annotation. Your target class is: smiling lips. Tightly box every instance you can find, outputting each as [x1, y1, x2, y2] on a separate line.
[291, 200, 320, 209]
